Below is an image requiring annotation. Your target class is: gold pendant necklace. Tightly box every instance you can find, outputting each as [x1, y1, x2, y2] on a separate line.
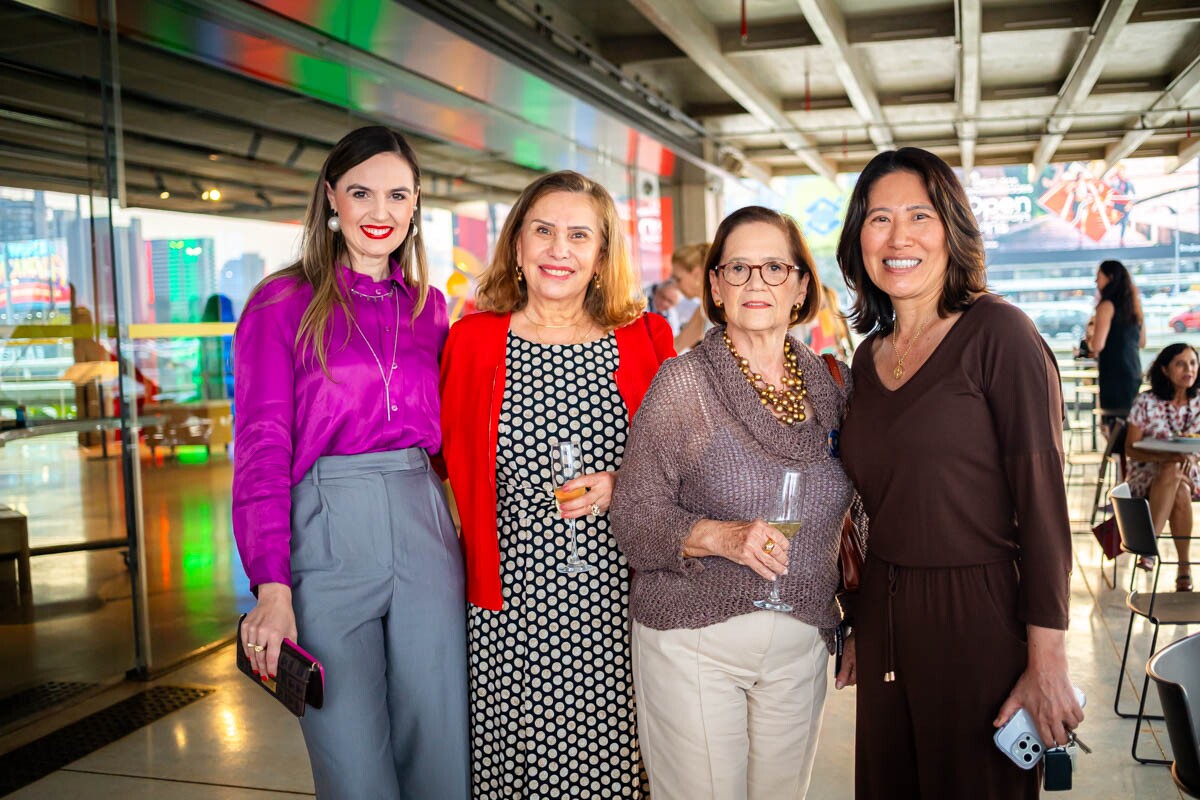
[891, 318, 929, 381]
[348, 287, 401, 422]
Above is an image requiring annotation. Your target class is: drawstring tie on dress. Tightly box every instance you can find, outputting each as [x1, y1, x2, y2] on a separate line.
[884, 563, 898, 682]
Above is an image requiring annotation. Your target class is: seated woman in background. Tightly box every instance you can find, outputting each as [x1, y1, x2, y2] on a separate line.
[1124, 342, 1199, 591]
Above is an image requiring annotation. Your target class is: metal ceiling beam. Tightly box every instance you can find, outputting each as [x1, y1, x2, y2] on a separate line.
[1172, 134, 1200, 172]
[1031, 0, 1138, 175]
[1103, 53, 1200, 168]
[625, 0, 836, 180]
[689, 76, 1170, 121]
[617, 0, 1200, 66]
[794, 0, 895, 152]
[956, 0, 982, 172]
[610, 0, 1140, 66]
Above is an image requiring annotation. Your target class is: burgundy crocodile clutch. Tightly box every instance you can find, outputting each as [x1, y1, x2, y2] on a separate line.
[236, 614, 325, 717]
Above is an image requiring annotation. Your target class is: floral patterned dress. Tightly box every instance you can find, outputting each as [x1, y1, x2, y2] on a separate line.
[1126, 390, 1200, 499]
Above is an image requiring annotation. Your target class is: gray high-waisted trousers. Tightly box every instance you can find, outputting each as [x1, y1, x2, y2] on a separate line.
[290, 449, 469, 800]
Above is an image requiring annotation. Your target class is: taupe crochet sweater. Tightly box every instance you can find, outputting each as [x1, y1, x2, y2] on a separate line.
[611, 326, 854, 645]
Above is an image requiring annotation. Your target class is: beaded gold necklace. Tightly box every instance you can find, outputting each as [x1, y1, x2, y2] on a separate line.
[722, 332, 807, 425]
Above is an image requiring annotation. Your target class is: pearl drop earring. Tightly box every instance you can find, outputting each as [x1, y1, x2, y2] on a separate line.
[327, 213, 340, 233]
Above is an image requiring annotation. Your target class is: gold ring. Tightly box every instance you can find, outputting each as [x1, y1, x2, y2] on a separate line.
[763, 539, 776, 554]
[590, 503, 601, 517]
[251, 644, 265, 653]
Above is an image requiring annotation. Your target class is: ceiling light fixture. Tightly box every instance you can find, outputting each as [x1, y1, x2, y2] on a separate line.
[154, 173, 170, 199]
[201, 188, 222, 202]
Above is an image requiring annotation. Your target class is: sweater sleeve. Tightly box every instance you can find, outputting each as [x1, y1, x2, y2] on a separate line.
[980, 308, 1072, 630]
[611, 359, 706, 575]
[232, 286, 298, 591]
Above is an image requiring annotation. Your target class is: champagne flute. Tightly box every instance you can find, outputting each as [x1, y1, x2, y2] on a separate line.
[550, 439, 597, 574]
[753, 469, 803, 612]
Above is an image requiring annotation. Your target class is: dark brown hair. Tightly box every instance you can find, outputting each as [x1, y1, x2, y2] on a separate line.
[1098, 259, 1143, 325]
[246, 126, 427, 374]
[836, 147, 986, 335]
[702, 206, 821, 327]
[1148, 342, 1199, 401]
[475, 170, 644, 329]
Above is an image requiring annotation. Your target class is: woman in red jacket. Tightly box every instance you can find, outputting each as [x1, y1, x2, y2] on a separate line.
[440, 170, 674, 798]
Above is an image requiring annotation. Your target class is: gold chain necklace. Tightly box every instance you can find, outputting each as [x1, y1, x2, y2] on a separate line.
[891, 318, 929, 381]
[524, 310, 589, 345]
[723, 332, 807, 425]
[347, 289, 401, 422]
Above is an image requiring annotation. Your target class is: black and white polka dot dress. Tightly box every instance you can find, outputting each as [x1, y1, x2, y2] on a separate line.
[467, 332, 648, 799]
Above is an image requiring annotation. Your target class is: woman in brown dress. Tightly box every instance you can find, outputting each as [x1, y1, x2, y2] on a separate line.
[837, 147, 1082, 798]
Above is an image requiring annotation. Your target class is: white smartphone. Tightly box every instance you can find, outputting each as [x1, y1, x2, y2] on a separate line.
[993, 687, 1086, 770]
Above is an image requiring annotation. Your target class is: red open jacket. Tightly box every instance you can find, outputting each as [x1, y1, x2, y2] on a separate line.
[439, 310, 675, 610]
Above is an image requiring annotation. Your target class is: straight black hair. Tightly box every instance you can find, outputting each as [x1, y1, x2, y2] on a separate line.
[836, 147, 987, 335]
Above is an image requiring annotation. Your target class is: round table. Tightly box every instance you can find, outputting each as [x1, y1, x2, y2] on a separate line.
[1133, 437, 1200, 455]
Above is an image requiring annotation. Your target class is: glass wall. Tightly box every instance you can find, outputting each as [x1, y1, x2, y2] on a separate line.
[0, 2, 138, 702]
[0, 0, 686, 720]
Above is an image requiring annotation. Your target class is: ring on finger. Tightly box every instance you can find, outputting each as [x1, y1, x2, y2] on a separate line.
[590, 503, 601, 517]
[763, 538, 776, 554]
[251, 644, 265, 653]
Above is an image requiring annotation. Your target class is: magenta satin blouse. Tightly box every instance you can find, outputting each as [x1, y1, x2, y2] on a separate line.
[232, 262, 448, 590]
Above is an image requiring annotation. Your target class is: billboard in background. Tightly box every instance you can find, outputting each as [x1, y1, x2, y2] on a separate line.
[761, 156, 1200, 258]
[965, 158, 1199, 252]
[0, 238, 71, 323]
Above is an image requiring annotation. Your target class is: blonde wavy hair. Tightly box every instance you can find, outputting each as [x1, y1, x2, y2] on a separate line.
[671, 242, 710, 274]
[246, 126, 428, 374]
[475, 171, 644, 329]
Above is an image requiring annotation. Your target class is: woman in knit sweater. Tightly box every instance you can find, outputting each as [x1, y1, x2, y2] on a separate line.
[611, 205, 856, 800]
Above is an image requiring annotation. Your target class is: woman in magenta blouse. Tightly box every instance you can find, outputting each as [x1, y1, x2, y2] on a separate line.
[232, 126, 468, 799]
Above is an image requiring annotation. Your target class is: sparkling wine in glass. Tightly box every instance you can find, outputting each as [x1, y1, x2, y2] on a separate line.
[550, 439, 597, 574]
[753, 469, 803, 612]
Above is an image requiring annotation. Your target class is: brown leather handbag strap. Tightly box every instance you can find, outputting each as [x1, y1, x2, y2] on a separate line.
[821, 352, 844, 388]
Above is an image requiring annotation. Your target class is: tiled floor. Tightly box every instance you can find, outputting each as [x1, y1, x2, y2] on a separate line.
[0, 435, 1194, 797]
[0, 434, 252, 697]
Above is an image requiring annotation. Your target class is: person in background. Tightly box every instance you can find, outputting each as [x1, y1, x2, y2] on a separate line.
[1089, 259, 1145, 431]
[837, 147, 1080, 799]
[200, 293, 235, 400]
[440, 170, 674, 799]
[646, 273, 683, 323]
[668, 242, 710, 351]
[1074, 315, 1095, 360]
[612, 206, 854, 800]
[233, 126, 468, 799]
[1124, 342, 1198, 590]
[647, 242, 710, 352]
[1108, 164, 1136, 247]
[796, 284, 854, 358]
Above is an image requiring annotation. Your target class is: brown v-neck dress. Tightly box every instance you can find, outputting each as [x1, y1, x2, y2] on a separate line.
[840, 294, 1072, 799]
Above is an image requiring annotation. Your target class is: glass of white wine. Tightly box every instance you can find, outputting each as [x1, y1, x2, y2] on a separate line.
[550, 439, 597, 574]
[753, 468, 803, 612]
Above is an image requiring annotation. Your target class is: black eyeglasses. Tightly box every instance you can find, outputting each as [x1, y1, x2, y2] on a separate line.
[713, 261, 801, 286]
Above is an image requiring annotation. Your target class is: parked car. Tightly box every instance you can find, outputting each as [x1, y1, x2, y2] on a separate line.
[1169, 305, 1200, 332]
[1033, 307, 1090, 340]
